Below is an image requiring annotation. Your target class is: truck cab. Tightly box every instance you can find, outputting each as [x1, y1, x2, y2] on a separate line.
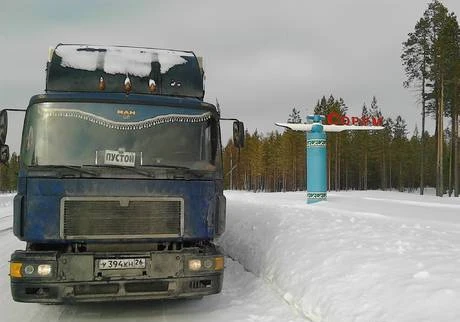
[0, 44, 244, 303]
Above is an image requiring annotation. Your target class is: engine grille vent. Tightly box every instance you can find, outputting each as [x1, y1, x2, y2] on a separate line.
[61, 197, 184, 239]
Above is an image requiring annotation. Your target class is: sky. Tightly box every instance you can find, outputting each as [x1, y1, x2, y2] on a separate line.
[1, 0, 460, 153]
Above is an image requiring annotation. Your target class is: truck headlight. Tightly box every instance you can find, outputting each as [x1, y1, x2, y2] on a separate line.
[203, 259, 213, 269]
[188, 259, 202, 271]
[37, 264, 52, 276]
[9, 262, 54, 278]
[187, 257, 224, 272]
[24, 265, 35, 275]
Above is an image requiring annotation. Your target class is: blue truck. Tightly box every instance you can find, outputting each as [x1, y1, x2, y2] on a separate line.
[0, 44, 244, 303]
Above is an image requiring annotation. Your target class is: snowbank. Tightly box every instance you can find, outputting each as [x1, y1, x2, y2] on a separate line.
[220, 190, 460, 322]
[0, 193, 14, 232]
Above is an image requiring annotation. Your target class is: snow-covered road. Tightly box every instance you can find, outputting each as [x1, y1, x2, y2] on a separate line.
[1, 191, 459, 322]
[0, 194, 302, 322]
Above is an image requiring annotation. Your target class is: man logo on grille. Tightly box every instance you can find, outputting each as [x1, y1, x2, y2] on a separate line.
[117, 109, 136, 120]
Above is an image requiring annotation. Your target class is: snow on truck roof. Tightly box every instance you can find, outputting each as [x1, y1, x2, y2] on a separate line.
[55, 45, 195, 76]
[46, 44, 204, 99]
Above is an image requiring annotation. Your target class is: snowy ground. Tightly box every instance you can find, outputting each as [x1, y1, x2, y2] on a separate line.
[0, 191, 459, 322]
[221, 190, 460, 322]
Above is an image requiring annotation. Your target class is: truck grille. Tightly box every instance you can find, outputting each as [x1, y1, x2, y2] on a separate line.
[61, 197, 184, 239]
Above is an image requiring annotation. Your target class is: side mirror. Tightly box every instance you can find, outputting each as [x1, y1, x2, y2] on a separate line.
[0, 144, 9, 164]
[233, 121, 245, 148]
[0, 109, 7, 145]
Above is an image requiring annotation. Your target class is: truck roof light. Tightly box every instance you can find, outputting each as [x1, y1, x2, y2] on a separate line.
[124, 76, 132, 93]
[99, 76, 106, 91]
[148, 79, 156, 93]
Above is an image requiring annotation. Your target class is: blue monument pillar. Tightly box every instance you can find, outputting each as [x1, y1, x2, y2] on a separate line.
[275, 114, 384, 204]
[306, 115, 327, 204]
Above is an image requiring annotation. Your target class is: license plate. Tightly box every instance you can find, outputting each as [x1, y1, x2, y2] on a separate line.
[98, 258, 146, 270]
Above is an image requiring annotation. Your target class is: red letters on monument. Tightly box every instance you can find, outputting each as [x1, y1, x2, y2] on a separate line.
[326, 112, 383, 127]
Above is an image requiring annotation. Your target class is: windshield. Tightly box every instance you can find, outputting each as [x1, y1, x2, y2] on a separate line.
[21, 102, 217, 171]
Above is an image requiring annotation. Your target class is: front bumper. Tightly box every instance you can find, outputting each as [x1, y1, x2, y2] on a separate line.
[12, 275, 222, 303]
[10, 249, 223, 303]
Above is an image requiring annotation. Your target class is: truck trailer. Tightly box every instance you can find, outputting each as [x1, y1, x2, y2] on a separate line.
[0, 44, 244, 303]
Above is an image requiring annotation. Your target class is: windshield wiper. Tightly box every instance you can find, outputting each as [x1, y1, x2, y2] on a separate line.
[29, 165, 99, 177]
[140, 164, 191, 170]
[141, 164, 214, 179]
[83, 164, 154, 178]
